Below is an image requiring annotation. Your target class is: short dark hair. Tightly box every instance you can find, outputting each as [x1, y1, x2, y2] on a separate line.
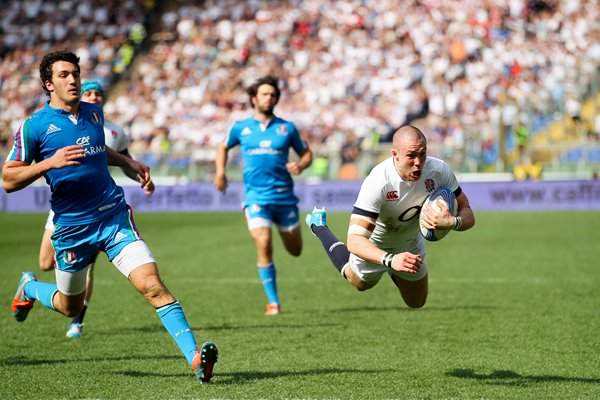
[39, 51, 80, 96]
[246, 75, 280, 107]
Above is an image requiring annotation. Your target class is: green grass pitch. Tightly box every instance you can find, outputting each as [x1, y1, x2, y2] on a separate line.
[0, 211, 599, 399]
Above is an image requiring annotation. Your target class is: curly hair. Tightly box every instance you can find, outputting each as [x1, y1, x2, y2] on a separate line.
[246, 75, 280, 108]
[39, 51, 80, 96]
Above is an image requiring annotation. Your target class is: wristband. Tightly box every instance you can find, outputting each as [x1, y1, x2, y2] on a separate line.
[453, 216, 463, 231]
[381, 252, 394, 268]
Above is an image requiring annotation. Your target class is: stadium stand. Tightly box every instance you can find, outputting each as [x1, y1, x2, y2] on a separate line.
[1, 0, 599, 179]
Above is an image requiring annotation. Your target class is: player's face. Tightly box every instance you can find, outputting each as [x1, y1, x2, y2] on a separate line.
[81, 89, 104, 105]
[392, 136, 427, 181]
[46, 61, 81, 107]
[253, 84, 277, 115]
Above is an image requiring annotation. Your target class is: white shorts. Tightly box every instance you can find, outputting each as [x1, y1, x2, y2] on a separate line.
[45, 210, 55, 231]
[54, 240, 155, 296]
[346, 238, 428, 286]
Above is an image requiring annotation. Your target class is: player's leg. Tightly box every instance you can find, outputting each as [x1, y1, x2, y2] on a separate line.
[245, 205, 280, 314]
[305, 207, 352, 275]
[388, 241, 428, 308]
[107, 206, 217, 382]
[13, 223, 97, 322]
[276, 205, 302, 257]
[389, 274, 428, 308]
[66, 261, 95, 338]
[278, 226, 302, 256]
[121, 256, 218, 383]
[39, 211, 56, 271]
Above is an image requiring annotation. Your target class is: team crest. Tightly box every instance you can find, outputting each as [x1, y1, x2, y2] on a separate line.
[90, 111, 101, 125]
[63, 251, 77, 266]
[424, 178, 436, 193]
[276, 125, 288, 135]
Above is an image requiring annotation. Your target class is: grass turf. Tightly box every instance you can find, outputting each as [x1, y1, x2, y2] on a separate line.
[0, 211, 599, 399]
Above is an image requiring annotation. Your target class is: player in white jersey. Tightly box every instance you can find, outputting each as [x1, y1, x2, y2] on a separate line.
[305, 125, 475, 307]
[38, 80, 155, 337]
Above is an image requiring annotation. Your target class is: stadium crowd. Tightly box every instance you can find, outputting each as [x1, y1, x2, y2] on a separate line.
[0, 0, 151, 154]
[1, 0, 599, 175]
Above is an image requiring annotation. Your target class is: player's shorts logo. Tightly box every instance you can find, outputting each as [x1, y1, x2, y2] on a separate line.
[386, 191, 399, 201]
[63, 251, 77, 266]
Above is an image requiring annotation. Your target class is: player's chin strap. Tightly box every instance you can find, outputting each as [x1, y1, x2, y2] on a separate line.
[452, 216, 463, 231]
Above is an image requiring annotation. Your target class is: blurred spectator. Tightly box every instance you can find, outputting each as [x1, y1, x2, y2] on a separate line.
[2, 0, 599, 177]
[0, 0, 152, 152]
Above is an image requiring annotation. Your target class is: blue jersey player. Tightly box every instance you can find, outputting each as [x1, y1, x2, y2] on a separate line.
[214, 75, 313, 315]
[2, 51, 217, 383]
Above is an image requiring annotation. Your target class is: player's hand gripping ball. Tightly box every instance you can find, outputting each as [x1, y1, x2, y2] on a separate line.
[419, 187, 458, 242]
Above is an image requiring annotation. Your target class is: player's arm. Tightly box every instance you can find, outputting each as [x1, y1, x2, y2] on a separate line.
[346, 207, 421, 274]
[2, 145, 85, 193]
[453, 191, 475, 231]
[213, 142, 229, 193]
[105, 145, 150, 190]
[287, 147, 313, 175]
[117, 148, 155, 195]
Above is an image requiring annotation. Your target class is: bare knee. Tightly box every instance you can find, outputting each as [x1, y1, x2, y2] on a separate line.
[288, 245, 302, 257]
[39, 260, 54, 271]
[39, 252, 55, 271]
[141, 280, 169, 302]
[405, 298, 427, 309]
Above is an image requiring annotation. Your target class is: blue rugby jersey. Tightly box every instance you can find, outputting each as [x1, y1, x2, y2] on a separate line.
[225, 116, 307, 206]
[7, 102, 126, 225]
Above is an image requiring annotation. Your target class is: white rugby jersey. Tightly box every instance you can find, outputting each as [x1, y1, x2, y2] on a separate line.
[354, 156, 459, 249]
[104, 120, 128, 153]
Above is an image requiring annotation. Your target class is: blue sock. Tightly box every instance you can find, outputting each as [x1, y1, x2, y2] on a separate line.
[24, 281, 57, 310]
[156, 302, 198, 365]
[258, 263, 279, 305]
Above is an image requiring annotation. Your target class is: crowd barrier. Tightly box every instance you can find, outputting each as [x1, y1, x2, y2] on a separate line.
[2, 180, 599, 213]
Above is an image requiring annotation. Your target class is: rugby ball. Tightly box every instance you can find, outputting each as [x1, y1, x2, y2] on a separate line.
[419, 187, 458, 242]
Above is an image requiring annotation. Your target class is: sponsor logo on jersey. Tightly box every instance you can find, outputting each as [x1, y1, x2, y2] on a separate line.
[241, 127, 252, 136]
[386, 190, 399, 201]
[45, 124, 62, 135]
[76, 136, 90, 146]
[77, 135, 105, 156]
[91, 111, 101, 125]
[247, 140, 281, 155]
[425, 178, 436, 192]
[63, 251, 76, 266]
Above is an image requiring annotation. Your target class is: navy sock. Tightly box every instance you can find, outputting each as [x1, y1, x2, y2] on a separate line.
[72, 303, 88, 324]
[312, 225, 350, 274]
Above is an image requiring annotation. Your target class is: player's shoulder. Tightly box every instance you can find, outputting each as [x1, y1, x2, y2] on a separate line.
[104, 120, 126, 135]
[22, 105, 54, 131]
[363, 157, 394, 187]
[423, 156, 451, 173]
[80, 102, 104, 116]
[272, 116, 297, 130]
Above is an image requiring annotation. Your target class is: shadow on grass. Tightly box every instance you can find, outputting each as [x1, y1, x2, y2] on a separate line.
[329, 305, 499, 313]
[0, 354, 181, 367]
[92, 322, 343, 336]
[120, 367, 393, 385]
[447, 368, 600, 386]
